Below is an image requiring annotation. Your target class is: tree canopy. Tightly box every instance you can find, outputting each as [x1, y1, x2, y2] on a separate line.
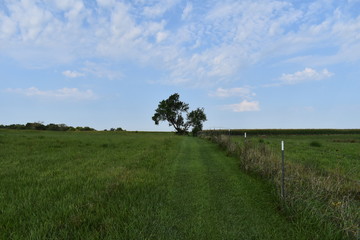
[152, 93, 207, 135]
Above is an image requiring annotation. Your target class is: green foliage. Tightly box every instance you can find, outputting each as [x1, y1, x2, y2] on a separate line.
[187, 107, 207, 136]
[75, 126, 95, 131]
[26, 122, 47, 130]
[152, 93, 207, 135]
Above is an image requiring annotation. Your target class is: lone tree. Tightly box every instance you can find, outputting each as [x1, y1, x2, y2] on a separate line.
[152, 93, 207, 135]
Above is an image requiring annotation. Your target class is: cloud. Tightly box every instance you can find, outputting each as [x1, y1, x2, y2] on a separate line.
[82, 62, 123, 80]
[209, 87, 256, 98]
[0, 13, 17, 38]
[156, 31, 168, 43]
[181, 2, 193, 20]
[6, 87, 97, 100]
[62, 70, 85, 78]
[142, 0, 179, 18]
[280, 68, 333, 85]
[223, 100, 260, 112]
[0, 0, 301, 82]
[161, 1, 305, 85]
[0, 1, 359, 86]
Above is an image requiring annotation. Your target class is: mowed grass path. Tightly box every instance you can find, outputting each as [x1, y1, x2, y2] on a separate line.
[0, 131, 331, 239]
[162, 137, 307, 239]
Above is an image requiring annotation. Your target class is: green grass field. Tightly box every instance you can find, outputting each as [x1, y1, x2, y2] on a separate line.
[234, 134, 360, 181]
[0, 130, 349, 239]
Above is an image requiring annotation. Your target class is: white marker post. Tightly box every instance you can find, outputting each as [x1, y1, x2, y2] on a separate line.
[244, 132, 247, 140]
[281, 141, 285, 201]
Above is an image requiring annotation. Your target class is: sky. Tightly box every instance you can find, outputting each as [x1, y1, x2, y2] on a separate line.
[1, 0, 360, 131]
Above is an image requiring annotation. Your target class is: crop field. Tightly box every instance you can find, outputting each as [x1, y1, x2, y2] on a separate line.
[0, 130, 348, 239]
[234, 134, 360, 181]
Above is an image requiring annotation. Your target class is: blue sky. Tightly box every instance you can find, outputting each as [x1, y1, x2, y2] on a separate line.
[1, 0, 360, 131]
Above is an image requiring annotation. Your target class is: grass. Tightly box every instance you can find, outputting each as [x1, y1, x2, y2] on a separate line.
[0, 130, 176, 239]
[200, 132, 359, 239]
[0, 130, 344, 239]
[309, 140, 322, 147]
[244, 134, 360, 181]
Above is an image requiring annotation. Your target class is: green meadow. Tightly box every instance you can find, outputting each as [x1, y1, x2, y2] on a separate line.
[235, 134, 360, 181]
[0, 130, 354, 239]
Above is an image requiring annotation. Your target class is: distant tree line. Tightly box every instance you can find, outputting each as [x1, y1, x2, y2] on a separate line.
[200, 128, 360, 136]
[103, 128, 124, 131]
[0, 122, 100, 131]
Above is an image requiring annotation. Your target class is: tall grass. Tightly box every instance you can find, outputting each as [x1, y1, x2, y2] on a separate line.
[200, 133, 359, 239]
[0, 130, 180, 239]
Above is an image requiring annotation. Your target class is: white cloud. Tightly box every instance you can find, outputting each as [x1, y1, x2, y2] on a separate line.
[223, 100, 260, 112]
[161, 1, 304, 85]
[280, 68, 334, 85]
[82, 62, 123, 80]
[181, 2, 193, 20]
[6, 0, 52, 41]
[62, 70, 85, 78]
[6, 87, 97, 100]
[0, 13, 17, 38]
[209, 87, 255, 98]
[0, 0, 359, 86]
[156, 31, 168, 43]
[142, 0, 179, 18]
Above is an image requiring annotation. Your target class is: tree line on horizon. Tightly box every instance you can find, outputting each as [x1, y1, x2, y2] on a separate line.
[0, 122, 101, 131]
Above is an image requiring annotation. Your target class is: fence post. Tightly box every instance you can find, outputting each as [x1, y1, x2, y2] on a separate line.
[281, 141, 285, 201]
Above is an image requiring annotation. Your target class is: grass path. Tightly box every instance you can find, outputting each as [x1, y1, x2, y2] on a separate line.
[158, 136, 316, 240]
